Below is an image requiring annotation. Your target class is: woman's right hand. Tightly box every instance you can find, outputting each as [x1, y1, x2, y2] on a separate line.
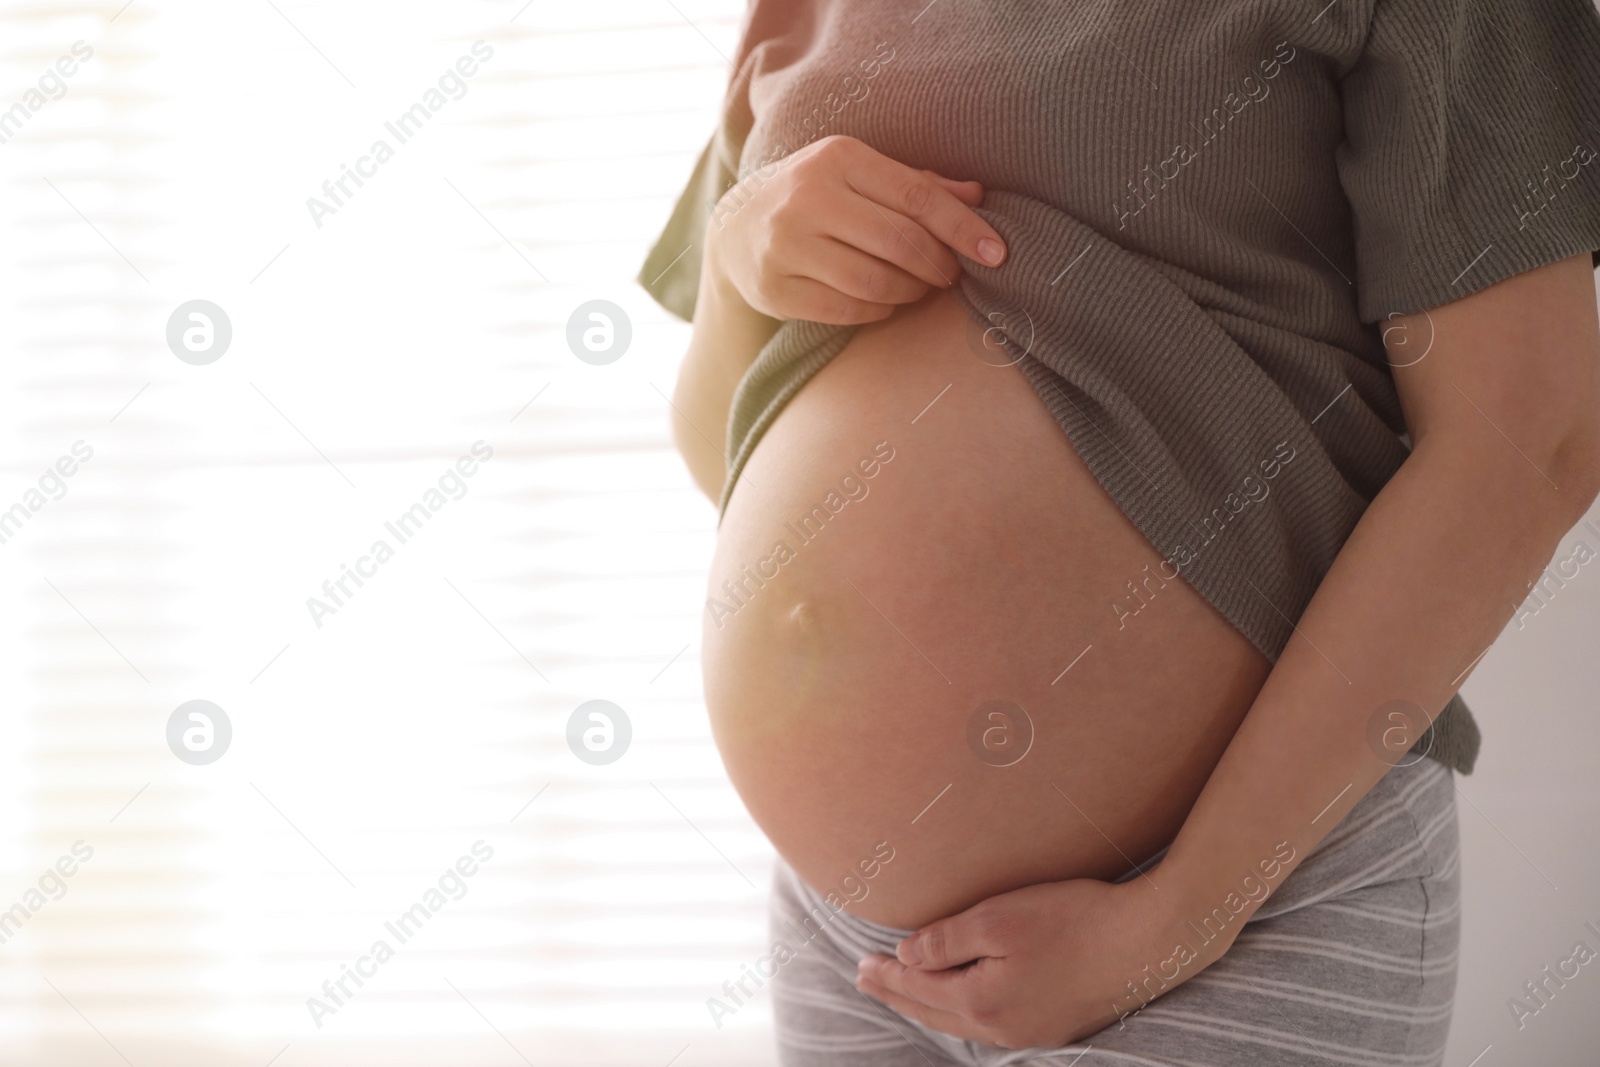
[705, 134, 1008, 326]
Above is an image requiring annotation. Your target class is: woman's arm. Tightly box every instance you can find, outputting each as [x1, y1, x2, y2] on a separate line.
[1151, 251, 1600, 953]
[668, 236, 783, 501]
[855, 253, 1600, 1048]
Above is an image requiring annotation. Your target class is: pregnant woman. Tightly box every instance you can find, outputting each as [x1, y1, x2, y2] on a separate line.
[639, 1, 1600, 1063]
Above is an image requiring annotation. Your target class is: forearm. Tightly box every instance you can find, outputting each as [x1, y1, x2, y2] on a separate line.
[1157, 421, 1599, 941]
[669, 224, 782, 501]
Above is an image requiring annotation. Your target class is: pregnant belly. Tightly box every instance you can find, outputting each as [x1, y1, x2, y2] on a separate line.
[704, 286, 1270, 930]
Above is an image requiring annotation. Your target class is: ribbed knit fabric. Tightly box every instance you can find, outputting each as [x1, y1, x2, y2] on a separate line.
[638, 0, 1600, 776]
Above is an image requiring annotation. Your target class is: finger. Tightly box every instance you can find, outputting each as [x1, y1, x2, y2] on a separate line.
[840, 150, 1006, 267]
[927, 171, 983, 207]
[796, 237, 933, 305]
[821, 199, 962, 288]
[855, 975, 991, 1044]
[897, 906, 1005, 970]
[767, 273, 898, 325]
[859, 951, 997, 1016]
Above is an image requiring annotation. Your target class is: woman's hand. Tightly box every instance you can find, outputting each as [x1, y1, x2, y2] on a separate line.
[854, 873, 1232, 1050]
[705, 134, 1007, 325]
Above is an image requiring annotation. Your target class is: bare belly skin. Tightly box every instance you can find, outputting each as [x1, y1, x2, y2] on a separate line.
[703, 286, 1270, 930]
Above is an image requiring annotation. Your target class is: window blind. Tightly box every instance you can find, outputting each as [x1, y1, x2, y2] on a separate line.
[0, 1, 777, 1063]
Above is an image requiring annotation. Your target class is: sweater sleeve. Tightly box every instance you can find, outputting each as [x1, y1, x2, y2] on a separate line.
[635, 124, 741, 323]
[637, 0, 802, 322]
[1335, 0, 1600, 324]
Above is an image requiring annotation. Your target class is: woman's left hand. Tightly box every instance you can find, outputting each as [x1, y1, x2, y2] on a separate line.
[854, 872, 1229, 1049]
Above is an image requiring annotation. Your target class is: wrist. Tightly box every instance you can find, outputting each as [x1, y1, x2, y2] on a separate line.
[1150, 835, 1301, 938]
[1082, 875, 1224, 1025]
[694, 221, 782, 368]
[699, 208, 752, 312]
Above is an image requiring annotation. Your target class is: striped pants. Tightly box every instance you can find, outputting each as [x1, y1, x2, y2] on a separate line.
[769, 757, 1460, 1066]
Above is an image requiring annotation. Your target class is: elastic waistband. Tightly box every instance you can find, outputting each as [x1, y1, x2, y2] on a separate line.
[772, 858, 912, 959]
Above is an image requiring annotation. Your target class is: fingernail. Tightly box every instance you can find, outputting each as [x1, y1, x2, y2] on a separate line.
[977, 238, 1005, 266]
[896, 936, 922, 965]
